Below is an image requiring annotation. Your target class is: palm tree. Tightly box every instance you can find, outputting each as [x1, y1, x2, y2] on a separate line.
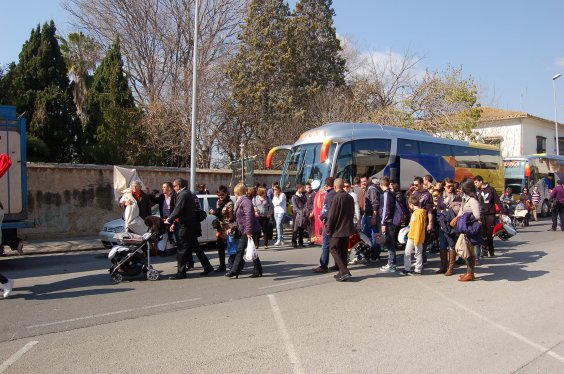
[58, 32, 101, 124]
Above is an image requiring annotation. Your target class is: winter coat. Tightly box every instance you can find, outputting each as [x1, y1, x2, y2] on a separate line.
[235, 195, 262, 235]
[291, 193, 308, 230]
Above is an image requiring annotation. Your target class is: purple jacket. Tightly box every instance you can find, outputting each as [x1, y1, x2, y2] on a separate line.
[235, 195, 261, 235]
[551, 185, 564, 203]
[456, 212, 483, 245]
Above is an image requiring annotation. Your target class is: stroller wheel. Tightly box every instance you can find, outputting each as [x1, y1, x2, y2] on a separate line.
[147, 268, 159, 281]
[111, 273, 123, 284]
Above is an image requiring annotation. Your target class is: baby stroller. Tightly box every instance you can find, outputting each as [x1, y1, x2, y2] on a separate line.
[108, 231, 160, 284]
[512, 202, 529, 228]
[348, 232, 372, 265]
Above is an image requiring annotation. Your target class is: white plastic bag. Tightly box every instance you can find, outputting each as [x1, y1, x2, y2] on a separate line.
[244, 237, 257, 261]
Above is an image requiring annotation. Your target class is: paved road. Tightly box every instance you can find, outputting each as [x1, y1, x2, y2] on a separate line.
[0, 219, 563, 373]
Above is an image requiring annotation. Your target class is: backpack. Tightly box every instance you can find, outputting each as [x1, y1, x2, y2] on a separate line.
[393, 195, 409, 227]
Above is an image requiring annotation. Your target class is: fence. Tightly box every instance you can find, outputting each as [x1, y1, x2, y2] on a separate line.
[21, 163, 281, 239]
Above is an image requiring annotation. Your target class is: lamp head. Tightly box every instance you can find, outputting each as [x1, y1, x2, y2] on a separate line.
[553, 74, 562, 80]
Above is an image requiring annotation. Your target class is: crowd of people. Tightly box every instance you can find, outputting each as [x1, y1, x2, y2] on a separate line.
[112, 173, 564, 283]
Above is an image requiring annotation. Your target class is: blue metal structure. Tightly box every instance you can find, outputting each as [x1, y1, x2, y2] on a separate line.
[0, 105, 33, 230]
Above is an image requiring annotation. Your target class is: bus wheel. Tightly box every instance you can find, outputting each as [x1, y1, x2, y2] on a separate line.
[541, 200, 549, 217]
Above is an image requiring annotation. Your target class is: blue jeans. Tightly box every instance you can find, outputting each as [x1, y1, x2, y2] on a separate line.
[274, 213, 285, 242]
[319, 230, 331, 268]
[362, 214, 381, 260]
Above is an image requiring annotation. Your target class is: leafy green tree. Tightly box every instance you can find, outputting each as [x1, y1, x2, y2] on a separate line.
[227, 0, 295, 160]
[85, 38, 139, 164]
[4, 21, 79, 162]
[292, 0, 346, 101]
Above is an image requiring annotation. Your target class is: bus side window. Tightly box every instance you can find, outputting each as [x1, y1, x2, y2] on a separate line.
[419, 141, 452, 156]
[398, 139, 419, 154]
[354, 139, 391, 178]
[478, 149, 499, 170]
[451, 146, 479, 168]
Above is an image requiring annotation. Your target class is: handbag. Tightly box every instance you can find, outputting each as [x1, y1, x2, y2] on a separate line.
[244, 237, 257, 261]
[231, 226, 242, 239]
[455, 233, 473, 259]
[450, 215, 460, 229]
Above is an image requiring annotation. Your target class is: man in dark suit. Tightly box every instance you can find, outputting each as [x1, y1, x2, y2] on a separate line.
[165, 178, 213, 279]
[326, 178, 355, 282]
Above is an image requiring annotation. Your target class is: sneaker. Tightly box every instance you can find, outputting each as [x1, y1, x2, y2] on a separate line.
[2, 279, 14, 298]
[274, 240, 281, 246]
[399, 269, 410, 276]
[380, 264, 396, 273]
[408, 270, 422, 276]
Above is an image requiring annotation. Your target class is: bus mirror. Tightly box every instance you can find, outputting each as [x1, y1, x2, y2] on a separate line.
[265, 147, 278, 169]
[320, 139, 332, 164]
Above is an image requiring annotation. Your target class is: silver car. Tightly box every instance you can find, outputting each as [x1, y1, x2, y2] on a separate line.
[99, 194, 234, 248]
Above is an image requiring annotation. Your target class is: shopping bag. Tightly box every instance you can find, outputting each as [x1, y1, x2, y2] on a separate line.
[157, 233, 175, 252]
[244, 237, 257, 261]
[227, 234, 239, 255]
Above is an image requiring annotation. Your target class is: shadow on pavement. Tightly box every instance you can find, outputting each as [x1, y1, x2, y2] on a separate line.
[14, 272, 135, 300]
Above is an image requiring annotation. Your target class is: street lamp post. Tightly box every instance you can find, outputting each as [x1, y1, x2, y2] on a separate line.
[552, 73, 561, 156]
[190, 0, 199, 191]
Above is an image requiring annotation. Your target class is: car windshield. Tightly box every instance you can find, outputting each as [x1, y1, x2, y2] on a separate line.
[280, 143, 335, 193]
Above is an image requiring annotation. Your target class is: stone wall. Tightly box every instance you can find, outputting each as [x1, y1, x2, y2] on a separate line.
[21, 163, 281, 239]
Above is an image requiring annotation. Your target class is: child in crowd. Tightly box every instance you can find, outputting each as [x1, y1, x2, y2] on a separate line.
[401, 195, 426, 275]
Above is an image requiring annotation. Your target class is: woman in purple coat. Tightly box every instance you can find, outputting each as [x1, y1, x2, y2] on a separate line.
[225, 183, 263, 279]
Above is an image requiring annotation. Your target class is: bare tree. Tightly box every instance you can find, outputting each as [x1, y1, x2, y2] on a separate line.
[64, 0, 247, 167]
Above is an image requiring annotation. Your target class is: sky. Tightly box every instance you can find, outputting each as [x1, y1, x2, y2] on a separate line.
[1, 0, 564, 122]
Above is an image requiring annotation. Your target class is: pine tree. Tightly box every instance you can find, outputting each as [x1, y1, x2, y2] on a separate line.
[292, 0, 346, 106]
[227, 0, 295, 159]
[85, 38, 139, 164]
[7, 21, 79, 162]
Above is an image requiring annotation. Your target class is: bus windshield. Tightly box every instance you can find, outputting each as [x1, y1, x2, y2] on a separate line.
[503, 160, 526, 179]
[280, 143, 335, 192]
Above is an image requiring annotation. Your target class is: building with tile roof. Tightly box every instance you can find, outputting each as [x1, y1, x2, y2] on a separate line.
[475, 107, 564, 157]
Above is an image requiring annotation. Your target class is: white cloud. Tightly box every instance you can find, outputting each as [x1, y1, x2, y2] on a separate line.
[555, 57, 564, 67]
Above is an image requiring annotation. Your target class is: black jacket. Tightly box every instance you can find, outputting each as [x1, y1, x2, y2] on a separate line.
[166, 188, 201, 236]
[479, 184, 501, 216]
[150, 191, 177, 219]
[326, 190, 355, 238]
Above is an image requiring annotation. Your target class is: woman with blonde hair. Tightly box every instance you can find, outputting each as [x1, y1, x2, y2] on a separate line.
[226, 183, 263, 278]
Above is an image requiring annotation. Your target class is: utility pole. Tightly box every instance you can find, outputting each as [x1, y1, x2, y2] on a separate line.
[190, 0, 199, 191]
[240, 142, 245, 184]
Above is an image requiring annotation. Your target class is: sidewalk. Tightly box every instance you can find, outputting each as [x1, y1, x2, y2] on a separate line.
[3, 236, 104, 257]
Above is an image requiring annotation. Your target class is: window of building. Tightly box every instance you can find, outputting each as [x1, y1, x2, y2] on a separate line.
[536, 136, 546, 153]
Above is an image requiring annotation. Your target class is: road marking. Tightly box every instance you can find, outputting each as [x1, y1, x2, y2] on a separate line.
[268, 294, 303, 374]
[420, 282, 564, 364]
[258, 274, 335, 289]
[0, 341, 38, 373]
[26, 298, 201, 329]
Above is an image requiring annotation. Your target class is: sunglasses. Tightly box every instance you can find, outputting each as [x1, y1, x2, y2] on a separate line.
[445, 185, 454, 188]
